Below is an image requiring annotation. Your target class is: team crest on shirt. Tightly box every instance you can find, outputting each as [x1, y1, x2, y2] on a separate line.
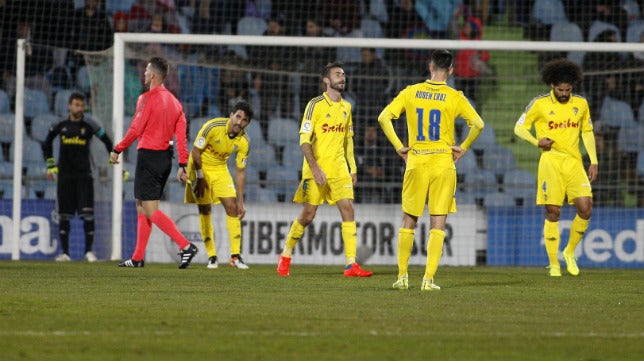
[549, 110, 555, 116]
[573, 107, 578, 115]
[302, 120, 312, 133]
[80, 127, 86, 135]
[196, 137, 206, 147]
[343, 111, 347, 119]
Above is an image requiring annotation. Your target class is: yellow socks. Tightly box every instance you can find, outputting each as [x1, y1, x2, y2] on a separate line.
[199, 213, 216, 258]
[564, 215, 589, 256]
[397, 228, 415, 278]
[227, 215, 242, 255]
[342, 221, 357, 265]
[423, 229, 445, 281]
[544, 219, 560, 266]
[282, 220, 305, 258]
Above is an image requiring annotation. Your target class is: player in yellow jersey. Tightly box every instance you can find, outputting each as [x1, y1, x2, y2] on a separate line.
[276, 61, 373, 277]
[185, 101, 254, 269]
[378, 49, 485, 291]
[514, 59, 598, 277]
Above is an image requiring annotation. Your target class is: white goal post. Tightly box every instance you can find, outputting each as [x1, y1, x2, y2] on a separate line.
[108, 32, 644, 261]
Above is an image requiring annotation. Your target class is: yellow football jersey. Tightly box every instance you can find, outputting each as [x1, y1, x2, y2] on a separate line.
[516, 90, 592, 161]
[192, 117, 250, 169]
[299, 92, 353, 179]
[383, 80, 483, 169]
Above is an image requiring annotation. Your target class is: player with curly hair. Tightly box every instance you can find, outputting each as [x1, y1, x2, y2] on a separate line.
[514, 58, 598, 277]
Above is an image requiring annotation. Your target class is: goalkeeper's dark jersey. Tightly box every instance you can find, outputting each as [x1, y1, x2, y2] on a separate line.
[44, 116, 113, 175]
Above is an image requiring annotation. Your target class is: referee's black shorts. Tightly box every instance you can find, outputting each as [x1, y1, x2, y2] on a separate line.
[57, 173, 94, 215]
[134, 149, 173, 201]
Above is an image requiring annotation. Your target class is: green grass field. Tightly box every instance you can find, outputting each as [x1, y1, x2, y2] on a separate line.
[1, 262, 643, 361]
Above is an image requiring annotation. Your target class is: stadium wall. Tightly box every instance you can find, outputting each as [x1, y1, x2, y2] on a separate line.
[2, 200, 642, 268]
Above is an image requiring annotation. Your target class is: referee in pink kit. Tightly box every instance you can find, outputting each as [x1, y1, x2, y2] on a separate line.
[110, 56, 198, 269]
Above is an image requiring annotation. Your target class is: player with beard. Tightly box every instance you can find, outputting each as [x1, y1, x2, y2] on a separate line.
[110, 56, 198, 269]
[185, 101, 254, 269]
[276, 61, 373, 277]
[44, 92, 114, 262]
[514, 58, 598, 277]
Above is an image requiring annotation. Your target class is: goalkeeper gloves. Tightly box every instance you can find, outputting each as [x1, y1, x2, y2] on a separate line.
[46, 157, 58, 181]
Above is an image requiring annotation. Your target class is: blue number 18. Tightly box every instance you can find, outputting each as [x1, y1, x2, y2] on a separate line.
[415, 108, 441, 141]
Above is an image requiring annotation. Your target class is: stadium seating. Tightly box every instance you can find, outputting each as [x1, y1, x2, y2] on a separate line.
[10, 137, 46, 175]
[281, 143, 303, 168]
[267, 116, 300, 148]
[532, 0, 568, 26]
[30, 113, 58, 142]
[189, 116, 211, 141]
[230, 16, 268, 59]
[483, 191, 518, 206]
[249, 142, 277, 173]
[617, 125, 644, 154]
[265, 165, 299, 201]
[637, 150, 644, 177]
[588, 20, 622, 42]
[626, 20, 644, 43]
[481, 144, 517, 176]
[360, 17, 385, 58]
[0, 113, 15, 143]
[0, 89, 10, 114]
[471, 124, 497, 151]
[599, 96, 637, 129]
[550, 22, 585, 65]
[23, 88, 51, 119]
[53, 89, 77, 117]
[501, 169, 537, 204]
[0, 179, 14, 199]
[623, 0, 642, 22]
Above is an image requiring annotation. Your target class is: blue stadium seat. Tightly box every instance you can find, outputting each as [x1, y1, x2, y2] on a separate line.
[617, 125, 644, 153]
[637, 150, 644, 177]
[249, 142, 277, 173]
[471, 124, 497, 151]
[54, 89, 77, 118]
[482, 145, 517, 175]
[599, 96, 637, 129]
[588, 20, 622, 42]
[244, 119, 268, 147]
[0, 89, 10, 114]
[483, 191, 518, 206]
[229, 16, 268, 59]
[281, 143, 303, 168]
[189, 116, 211, 141]
[24, 88, 51, 119]
[623, 0, 641, 23]
[360, 17, 385, 58]
[627, 21, 644, 43]
[265, 165, 299, 201]
[0, 113, 15, 143]
[532, 0, 568, 25]
[267, 116, 300, 148]
[30, 113, 58, 142]
[550, 22, 585, 65]
[502, 169, 537, 204]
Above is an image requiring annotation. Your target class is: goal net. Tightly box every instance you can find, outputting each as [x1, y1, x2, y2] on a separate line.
[3, 1, 644, 268]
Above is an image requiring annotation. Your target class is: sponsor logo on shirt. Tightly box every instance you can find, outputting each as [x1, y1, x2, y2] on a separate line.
[302, 120, 312, 133]
[321, 123, 345, 133]
[548, 118, 579, 130]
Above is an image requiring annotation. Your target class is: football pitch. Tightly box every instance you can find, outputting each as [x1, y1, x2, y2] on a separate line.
[1, 262, 643, 361]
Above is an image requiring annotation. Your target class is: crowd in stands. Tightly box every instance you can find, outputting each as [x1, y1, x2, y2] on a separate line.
[1, 0, 644, 206]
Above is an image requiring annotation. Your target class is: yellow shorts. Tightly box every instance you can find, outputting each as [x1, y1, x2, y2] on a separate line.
[537, 152, 592, 205]
[402, 166, 457, 217]
[185, 166, 236, 205]
[292, 176, 354, 206]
